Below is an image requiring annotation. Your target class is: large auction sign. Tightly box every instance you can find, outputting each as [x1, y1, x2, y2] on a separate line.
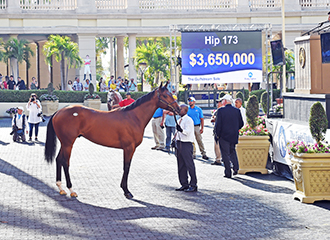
[182, 31, 262, 84]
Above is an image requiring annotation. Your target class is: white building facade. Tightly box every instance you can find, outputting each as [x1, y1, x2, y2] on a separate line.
[0, 0, 328, 89]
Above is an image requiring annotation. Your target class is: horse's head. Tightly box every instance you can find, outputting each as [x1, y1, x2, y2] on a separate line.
[156, 81, 180, 115]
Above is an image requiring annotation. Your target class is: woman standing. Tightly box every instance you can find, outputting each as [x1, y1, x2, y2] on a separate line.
[67, 80, 73, 91]
[26, 93, 42, 141]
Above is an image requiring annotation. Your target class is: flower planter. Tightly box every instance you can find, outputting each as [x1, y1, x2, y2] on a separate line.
[291, 153, 330, 204]
[41, 100, 59, 116]
[236, 135, 270, 174]
[83, 99, 101, 110]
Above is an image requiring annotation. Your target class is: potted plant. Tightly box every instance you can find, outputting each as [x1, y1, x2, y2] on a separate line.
[288, 102, 330, 204]
[236, 95, 270, 175]
[40, 83, 59, 116]
[6, 107, 18, 118]
[83, 83, 101, 109]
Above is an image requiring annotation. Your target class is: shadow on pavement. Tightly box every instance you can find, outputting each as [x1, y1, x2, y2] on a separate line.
[232, 175, 295, 194]
[0, 140, 10, 146]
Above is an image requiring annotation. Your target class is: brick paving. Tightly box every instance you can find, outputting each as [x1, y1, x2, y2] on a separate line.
[1, 115, 330, 240]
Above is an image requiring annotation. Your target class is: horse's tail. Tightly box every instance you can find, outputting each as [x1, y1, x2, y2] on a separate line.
[45, 113, 57, 164]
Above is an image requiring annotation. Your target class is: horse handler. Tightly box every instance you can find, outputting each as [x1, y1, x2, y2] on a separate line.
[175, 104, 198, 192]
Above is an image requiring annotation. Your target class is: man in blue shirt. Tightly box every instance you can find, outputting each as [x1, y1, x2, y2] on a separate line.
[161, 96, 180, 152]
[128, 78, 137, 92]
[151, 108, 165, 150]
[187, 97, 209, 160]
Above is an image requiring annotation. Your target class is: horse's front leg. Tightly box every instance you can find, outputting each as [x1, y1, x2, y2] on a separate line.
[120, 146, 135, 199]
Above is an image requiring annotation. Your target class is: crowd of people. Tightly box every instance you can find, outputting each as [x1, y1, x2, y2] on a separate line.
[0, 74, 39, 90]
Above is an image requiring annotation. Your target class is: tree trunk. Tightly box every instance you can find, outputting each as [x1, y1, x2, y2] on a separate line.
[10, 57, 18, 83]
[60, 57, 66, 90]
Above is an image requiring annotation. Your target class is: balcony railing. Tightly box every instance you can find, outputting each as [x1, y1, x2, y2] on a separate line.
[20, 0, 77, 10]
[0, 0, 6, 9]
[300, 0, 330, 8]
[139, 0, 236, 10]
[0, 0, 326, 12]
[96, 0, 126, 9]
[249, 0, 281, 9]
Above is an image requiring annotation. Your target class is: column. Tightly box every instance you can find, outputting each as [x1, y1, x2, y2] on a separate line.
[116, 36, 125, 79]
[77, 34, 96, 88]
[128, 34, 137, 82]
[38, 41, 51, 89]
[110, 37, 115, 77]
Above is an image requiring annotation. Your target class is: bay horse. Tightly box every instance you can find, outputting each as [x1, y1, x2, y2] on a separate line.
[44, 82, 180, 199]
[107, 89, 123, 110]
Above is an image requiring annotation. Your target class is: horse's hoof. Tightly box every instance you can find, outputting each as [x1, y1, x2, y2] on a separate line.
[124, 192, 134, 199]
[70, 192, 78, 198]
[59, 190, 67, 195]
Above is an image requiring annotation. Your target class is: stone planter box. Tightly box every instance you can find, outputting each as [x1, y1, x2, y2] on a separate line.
[291, 153, 330, 204]
[236, 135, 270, 174]
[83, 99, 101, 110]
[41, 100, 59, 116]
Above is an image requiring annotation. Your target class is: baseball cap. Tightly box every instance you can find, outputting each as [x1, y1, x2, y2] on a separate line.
[126, 92, 131, 95]
[17, 106, 24, 111]
[219, 94, 233, 102]
[188, 97, 196, 102]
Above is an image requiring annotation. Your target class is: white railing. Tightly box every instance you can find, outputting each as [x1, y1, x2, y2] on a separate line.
[249, 0, 281, 8]
[139, 0, 236, 10]
[300, 0, 330, 8]
[96, 0, 126, 9]
[0, 0, 6, 9]
[20, 0, 77, 10]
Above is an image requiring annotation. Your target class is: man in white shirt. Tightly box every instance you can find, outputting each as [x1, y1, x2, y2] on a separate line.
[11, 106, 28, 142]
[235, 98, 247, 126]
[175, 104, 197, 192]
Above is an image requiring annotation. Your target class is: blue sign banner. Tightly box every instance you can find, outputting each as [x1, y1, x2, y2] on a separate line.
[181, 31, 262, 84]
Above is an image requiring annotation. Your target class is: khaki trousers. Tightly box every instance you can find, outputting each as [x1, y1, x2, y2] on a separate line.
[193, 125, 206, 156]
[214, 140, 221, 161]
[152, 117, 165, 148]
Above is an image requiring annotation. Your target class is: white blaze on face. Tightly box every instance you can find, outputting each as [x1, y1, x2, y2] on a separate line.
[73, 113, 78, 117]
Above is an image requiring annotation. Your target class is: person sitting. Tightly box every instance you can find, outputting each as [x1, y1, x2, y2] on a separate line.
[83, 79, 90, 91]
[30, 77, 38, 90]
[118, 79, 126, 92]
[109, 79, 117, 91]
[67, 80, 73, 91]
[17, 77, 26, 90]
[99, 77, 107, 92]
[113, 92, 135, 108]
[11, 106, 28, 142]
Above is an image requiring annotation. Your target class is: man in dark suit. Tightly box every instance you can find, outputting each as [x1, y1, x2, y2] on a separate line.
[214, 94, 244, 178]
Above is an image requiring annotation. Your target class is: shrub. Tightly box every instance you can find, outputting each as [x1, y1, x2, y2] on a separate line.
[309, 102, 328, 144]
[246, 95, 259, 129]
[261, 91, 270, 115]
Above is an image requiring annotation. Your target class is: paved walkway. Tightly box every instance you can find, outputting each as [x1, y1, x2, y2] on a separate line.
[0, 115, 330, 240]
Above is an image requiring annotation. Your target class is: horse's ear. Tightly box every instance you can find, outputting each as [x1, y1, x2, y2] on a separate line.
[164, 81, 169, 88]
[159, 82, 163, 88]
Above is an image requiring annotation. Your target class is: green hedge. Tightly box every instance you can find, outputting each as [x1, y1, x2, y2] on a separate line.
[0, 90, 150, 103]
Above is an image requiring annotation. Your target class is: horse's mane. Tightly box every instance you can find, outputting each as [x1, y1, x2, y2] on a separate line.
[121, 90, 156, 112]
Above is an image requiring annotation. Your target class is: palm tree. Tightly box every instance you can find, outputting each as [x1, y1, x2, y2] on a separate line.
[43, 35, 83, 90]
[95, 37, 110, 80]
[2, 38, 34, 80]
[134, 41, 170, 87]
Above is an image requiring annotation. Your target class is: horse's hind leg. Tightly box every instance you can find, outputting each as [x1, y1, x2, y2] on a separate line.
[56, 146, 77, 197]
[120, 146, 135, 199]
